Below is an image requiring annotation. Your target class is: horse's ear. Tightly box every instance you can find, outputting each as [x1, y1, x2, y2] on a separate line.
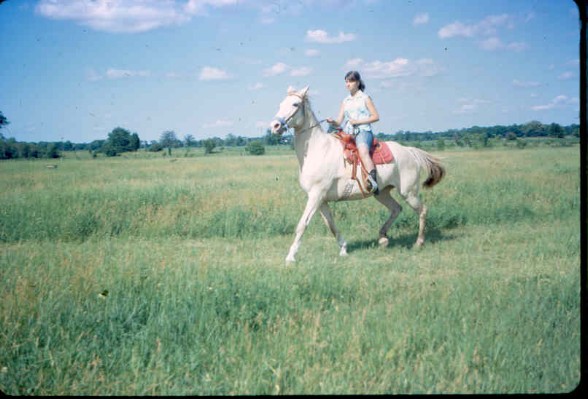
[287, 85, 296, 94]
[300, 86, 309, 98]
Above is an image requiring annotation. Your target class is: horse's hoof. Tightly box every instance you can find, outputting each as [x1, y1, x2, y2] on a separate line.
[378, 237, 389, 248]
[414, 239, 425, 248]
[285, 257, 296, 265]
[339, 248, 348, 257]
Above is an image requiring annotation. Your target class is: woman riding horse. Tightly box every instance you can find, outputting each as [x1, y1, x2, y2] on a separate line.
[327, 71, 380, 194]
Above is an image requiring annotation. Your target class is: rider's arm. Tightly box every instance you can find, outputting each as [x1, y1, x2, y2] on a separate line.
[327, 102, 345, 127]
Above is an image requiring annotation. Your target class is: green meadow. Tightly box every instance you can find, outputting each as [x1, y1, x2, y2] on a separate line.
[0, 145, 581, 395]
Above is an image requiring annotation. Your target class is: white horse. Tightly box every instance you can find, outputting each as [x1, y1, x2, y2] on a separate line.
[270, 86, 445, 263]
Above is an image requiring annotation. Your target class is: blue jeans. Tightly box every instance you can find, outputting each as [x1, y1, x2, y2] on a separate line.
[355, 129, 373, 148]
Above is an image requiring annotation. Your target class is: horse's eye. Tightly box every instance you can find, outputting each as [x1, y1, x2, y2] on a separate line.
[293, 102, 300, 107]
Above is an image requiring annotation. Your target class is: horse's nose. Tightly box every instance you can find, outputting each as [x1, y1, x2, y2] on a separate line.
[271, 121, 281, 131]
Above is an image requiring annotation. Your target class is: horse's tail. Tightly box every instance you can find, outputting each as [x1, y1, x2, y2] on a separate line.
[407, 147, 446, 189]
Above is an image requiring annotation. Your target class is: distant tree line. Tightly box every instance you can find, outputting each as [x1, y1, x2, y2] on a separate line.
[0, 108, 580, 160]
[144, 130, 286, 155]
[0, 135, 62, 160]
[376, 121, 579, 147]
[0, 111, 63, 159]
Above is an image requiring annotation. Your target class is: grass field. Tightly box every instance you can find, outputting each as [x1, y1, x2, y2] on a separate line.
[0, 145, 581, 395]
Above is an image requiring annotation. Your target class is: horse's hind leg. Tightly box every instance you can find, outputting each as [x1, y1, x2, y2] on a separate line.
[374, 187, 403, 247]
[319, 203, 348, 256]
[403, 191, 427, 247]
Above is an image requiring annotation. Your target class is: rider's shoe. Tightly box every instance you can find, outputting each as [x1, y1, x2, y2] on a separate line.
[367, 170, 379, 195]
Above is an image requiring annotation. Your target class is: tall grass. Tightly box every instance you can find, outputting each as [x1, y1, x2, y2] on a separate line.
[0, 146, 581, 394]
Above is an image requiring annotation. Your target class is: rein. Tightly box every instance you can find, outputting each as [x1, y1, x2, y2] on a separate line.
[297, 118, 328, 135]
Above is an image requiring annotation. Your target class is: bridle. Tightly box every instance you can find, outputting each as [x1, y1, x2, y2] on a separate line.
[275, 92, 326, 135]
[275, 92, 305, 132]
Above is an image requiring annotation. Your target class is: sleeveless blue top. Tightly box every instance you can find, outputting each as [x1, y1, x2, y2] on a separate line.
[343, 90, 373, 135]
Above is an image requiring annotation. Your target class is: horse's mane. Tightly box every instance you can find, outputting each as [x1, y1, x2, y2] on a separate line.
[287, 88, 311, 104]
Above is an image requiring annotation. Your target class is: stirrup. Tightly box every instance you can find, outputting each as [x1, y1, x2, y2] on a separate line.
[366, 175, 379, 195]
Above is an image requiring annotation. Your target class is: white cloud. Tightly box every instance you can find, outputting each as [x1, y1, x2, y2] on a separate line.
[347, 58, 411, 78]
[346, 57, 441, 79]
[479, 37, 502, 51]
[263, 62, 311, 77]
[86, 67, 151, 80]
[184, 0, 240, 15]
[36, 0, 242, 33]
[106, 68, 150, 79]
[290, 66, 312, 77]
[306, 29, 356, 44]
[566, 59, 580, 67]
[248, 82, 265, 91]
[305, 49, 320, 57]
[199, 66, 232, 81]
[478, 37, 527, 52]
[203, 119, 234, 128]
[513, 79, 541, 88]
[263, 62, 289, 77]
[36, 0, 191, 33]
[439, 14, 527, 52]
[453, 98, 490, 114]
[531, 95, 577, 111]
[413, 13, 429, 26]
[438, 21, 477, 39]
[506, 42, 527, 52]
[345, 58, 364, 69]
[439, 14, 515, 39]
[558, 71, 575, 80]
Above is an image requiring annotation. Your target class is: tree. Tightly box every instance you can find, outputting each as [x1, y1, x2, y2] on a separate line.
[264, 129, 280, 145]
[0, 137, 17, 159]
[203, 139, 216, 155]
[225, 133, 238, 147]
[129, 133, 141, 151]
[0, 111, 9, 130]
[236, 136, 248, 146]
[436, 138, 446, 151]
[104, 127, 137, 156]
[148, 141, 164, 152]
[246, 140, 265, 155]
[548, 123, 564, 138]
[522, 120, 546, 137]
[63, 140, 74, 151]
[160, 130, 180, 156]
[184, 134, 195, 147]
[45, 143, 60, 159]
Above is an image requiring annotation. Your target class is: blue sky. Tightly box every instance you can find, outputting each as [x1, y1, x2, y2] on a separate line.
[0, 0, 581, 143]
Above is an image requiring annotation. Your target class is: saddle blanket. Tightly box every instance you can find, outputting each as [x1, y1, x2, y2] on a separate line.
[334, 130, 394, 165]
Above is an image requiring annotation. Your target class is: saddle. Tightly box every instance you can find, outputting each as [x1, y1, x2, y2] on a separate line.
[333, 130, 394, 165]
[333, 130, 394, 196]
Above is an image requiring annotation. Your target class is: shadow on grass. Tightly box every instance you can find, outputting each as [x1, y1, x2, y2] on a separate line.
[346, 227, 458, 254]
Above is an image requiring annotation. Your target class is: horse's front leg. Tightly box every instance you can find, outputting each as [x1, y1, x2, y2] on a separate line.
[286, 192, 324, 264]
[319, 202, 347, 257]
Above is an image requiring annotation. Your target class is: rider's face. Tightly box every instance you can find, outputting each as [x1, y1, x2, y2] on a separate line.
[345, 78, 359, 94]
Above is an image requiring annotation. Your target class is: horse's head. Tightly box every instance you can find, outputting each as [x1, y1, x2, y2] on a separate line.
[270, 86, 309, 135]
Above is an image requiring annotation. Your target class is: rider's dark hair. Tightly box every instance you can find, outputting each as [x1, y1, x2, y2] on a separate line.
[345, 70, 366, 91]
